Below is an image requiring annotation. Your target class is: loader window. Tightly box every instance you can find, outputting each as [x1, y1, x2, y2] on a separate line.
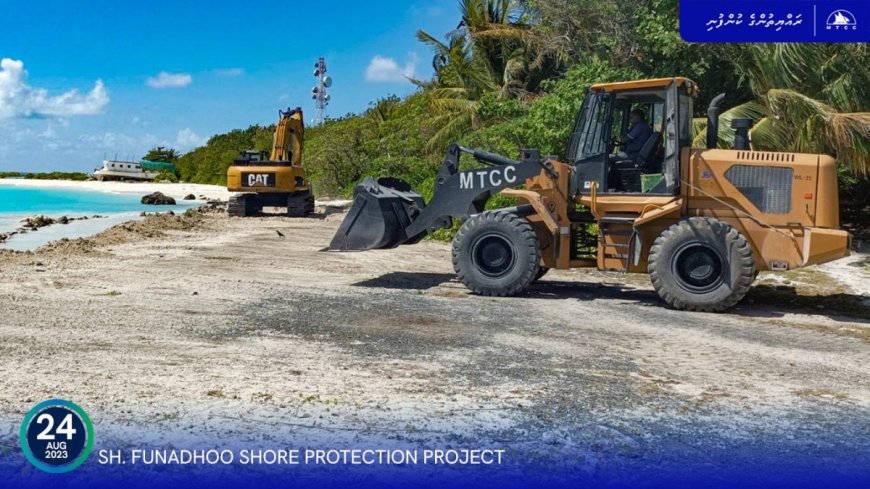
[568, 92, 612, 161]
[602, 89, 668, 194]
[679, 93, 693, 146]
[651, 103, 664, 131]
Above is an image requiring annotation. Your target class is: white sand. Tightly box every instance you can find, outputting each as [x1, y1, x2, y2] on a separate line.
[0, 178, 230, 200]
[0, 213, 867, 460]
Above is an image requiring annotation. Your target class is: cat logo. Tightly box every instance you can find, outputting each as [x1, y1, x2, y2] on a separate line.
[459, 166, 517, 190]
[242, 173, 275, 187]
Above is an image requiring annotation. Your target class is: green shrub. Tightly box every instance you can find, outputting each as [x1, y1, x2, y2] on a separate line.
[154, 169, 178, 183]
[20, 172, 90, 181]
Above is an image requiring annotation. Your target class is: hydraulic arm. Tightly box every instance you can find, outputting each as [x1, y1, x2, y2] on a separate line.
[329, 144, 551, 251]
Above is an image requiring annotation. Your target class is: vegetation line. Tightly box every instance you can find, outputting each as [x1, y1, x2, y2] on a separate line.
[161, 1, 870, 230]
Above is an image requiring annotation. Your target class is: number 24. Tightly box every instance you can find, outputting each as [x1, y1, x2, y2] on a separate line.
[36, 413, 76, 440]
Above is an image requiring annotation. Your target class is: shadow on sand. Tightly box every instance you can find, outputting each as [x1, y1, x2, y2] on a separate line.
[352, 272, 869, 322]
[740, 284, 869, 322]
[353, 272, 456, 290]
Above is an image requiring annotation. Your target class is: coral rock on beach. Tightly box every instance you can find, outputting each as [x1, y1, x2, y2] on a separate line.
[141, 192, 176, 205]
[183, 194, 196, 200]
[20, 215, 55, 229]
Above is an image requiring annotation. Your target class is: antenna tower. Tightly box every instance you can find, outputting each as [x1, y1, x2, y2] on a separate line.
[312, 57, 332, 125]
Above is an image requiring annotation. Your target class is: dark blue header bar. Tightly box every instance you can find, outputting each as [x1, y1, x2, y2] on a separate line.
[680, 1, 870, 42]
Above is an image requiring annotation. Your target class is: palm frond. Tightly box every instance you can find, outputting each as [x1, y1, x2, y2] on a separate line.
[691, 118, 707, 148]
[415, 30, 449, 54]
[768, 89, 870, 174]
[692, 101, 766, 149]
[425, 110, 477, 152]
[746, 117, 795, 153]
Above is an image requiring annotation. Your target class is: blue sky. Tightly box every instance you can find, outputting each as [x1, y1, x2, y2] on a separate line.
[0, 0, 457, 171]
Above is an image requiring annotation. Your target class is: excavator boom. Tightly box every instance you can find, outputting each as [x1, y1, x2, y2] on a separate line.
[270, 108, 304, 164]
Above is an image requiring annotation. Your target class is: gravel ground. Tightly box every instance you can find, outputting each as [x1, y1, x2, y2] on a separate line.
[0, 211, 868, 482]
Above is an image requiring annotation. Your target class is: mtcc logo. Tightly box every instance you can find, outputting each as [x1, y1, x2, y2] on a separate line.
[826, 9, 858, 30]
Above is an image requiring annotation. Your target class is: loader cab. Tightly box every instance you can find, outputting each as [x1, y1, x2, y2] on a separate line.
[569, 78, 696, 196]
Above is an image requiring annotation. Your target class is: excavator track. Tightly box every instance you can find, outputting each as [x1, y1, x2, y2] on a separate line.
[286, 190, 314, 217]
[229, 192, 313, 217]
[228, 193, 262, 217]
[227, 194, 247, 217]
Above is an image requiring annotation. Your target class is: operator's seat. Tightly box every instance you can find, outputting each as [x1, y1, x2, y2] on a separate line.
[613, 131, 662, 170]
[611, 132, 662, 191]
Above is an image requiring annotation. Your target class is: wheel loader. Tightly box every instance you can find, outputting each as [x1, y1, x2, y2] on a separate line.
[329, 78, 851, 311]
[227, 107, 314, 217]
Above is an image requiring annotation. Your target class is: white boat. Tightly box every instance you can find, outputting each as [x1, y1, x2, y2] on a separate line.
[93, 160, 159, 181]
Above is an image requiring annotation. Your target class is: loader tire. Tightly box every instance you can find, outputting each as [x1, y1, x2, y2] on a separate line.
[452, 211, 540, 297]
[648, 217, 755, 312]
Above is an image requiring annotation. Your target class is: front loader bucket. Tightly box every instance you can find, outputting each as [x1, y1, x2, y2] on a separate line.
[329, 177, 425, 251]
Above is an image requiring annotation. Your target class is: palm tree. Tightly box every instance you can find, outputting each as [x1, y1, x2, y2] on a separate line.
[143, 146, 181, 162]
[693, 44, 870, 175]
[415, 0, 553, 151]
[414, 31, 490, 150]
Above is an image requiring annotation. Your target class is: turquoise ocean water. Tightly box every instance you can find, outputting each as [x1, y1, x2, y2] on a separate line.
[0, 185, 196, 216]
[0, 184, 199, 250]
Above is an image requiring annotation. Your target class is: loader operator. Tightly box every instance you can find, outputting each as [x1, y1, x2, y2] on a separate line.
[618, 109, 653, 159]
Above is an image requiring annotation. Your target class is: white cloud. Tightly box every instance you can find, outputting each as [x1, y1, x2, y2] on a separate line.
[76, 131, 168, 160]
[176, 128, 207, 148]
[0, 58, 109, 119]
[364, 54, 417, 83]
[215, 68, 244, 77]
[146, 71, 192, 89]
[80, 131, 120, 149]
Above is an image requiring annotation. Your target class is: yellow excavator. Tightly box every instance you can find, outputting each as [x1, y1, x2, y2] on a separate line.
[227, 107, 314, 217]
[329, 77, 851, 312]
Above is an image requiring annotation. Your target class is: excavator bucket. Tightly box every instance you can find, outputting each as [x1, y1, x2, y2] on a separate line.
[329, 177, 425, 251]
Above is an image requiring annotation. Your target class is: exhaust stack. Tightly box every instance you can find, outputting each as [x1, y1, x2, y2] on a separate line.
[706, 93, 726, 149]
[731, 118, 752, 150]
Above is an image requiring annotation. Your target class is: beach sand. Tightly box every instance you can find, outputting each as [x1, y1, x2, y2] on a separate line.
[0, 209, 868, 474]
[0, 178, 231, 200]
